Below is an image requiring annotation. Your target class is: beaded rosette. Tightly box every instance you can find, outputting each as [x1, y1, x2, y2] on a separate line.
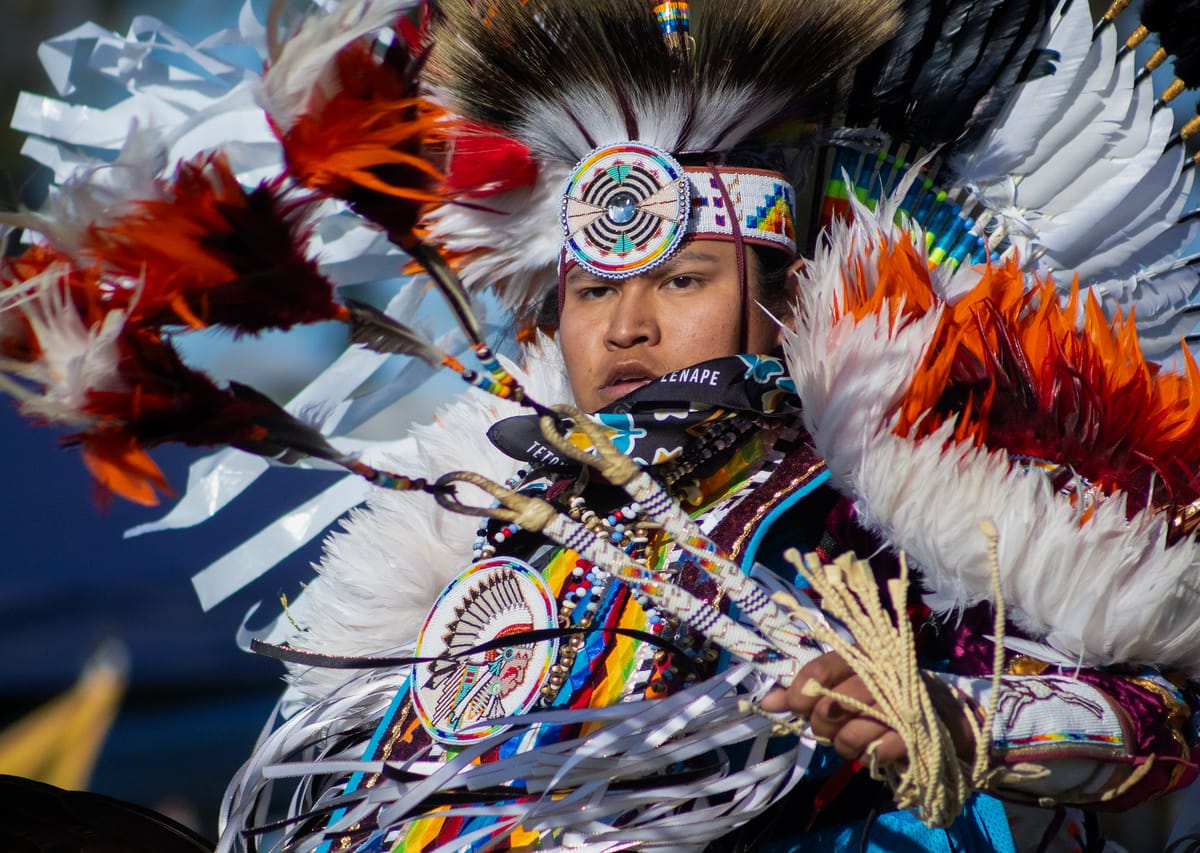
[412, 557, 558, 744]
[560, 142, 798, 279]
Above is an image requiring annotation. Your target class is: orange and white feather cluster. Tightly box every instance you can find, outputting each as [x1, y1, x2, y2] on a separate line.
[786, 186, 1200, 676]
[0, 0, 462, 508]
[0, 130, 334, 505]
[261, 0, 446, 241]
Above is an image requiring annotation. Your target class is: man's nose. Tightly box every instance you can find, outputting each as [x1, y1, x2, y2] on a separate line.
[604, 285, 660, 349]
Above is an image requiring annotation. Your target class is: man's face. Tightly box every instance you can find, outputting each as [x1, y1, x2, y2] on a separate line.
[559, 240, 784, 412]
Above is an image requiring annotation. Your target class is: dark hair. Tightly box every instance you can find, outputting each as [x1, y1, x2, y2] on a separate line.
[749, 244, 795, 316]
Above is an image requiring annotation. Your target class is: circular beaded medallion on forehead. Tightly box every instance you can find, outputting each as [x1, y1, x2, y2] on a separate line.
[561, 142, 691, 279]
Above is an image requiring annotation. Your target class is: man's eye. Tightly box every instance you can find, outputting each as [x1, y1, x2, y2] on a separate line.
[576, 285, 614, 300]
[664, 275, 701, 289]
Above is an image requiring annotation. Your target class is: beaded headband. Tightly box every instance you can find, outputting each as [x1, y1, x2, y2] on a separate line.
[559, 142, 797, 280]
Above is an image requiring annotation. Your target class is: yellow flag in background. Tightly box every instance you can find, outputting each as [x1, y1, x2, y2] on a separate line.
[0, 641, 128, 790]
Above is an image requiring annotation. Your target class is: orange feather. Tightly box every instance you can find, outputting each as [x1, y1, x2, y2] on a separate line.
[80, 434, 173, 507]
[274, 39, 448, 240]
[836, 233, 1200, 522]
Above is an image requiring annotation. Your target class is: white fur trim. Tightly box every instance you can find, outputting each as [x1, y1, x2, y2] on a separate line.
[277, 337, 573, 699]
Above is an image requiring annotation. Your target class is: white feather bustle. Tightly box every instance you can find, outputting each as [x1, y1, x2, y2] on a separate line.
[420, 161, 568, 311]
[786, 193, 1200, 677]
[273, 336, 573, 701]
[950, 0, 1200, 358]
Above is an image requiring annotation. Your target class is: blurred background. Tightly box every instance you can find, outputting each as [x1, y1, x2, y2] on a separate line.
[0, 0, 341, 841]
[0, 0, 1194, 848]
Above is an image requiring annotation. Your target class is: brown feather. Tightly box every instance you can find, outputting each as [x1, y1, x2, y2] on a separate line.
[427, 0, 901, 161]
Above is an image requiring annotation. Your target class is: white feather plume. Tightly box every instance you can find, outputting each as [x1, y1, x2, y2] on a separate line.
[786, 196, 1200, 676]
[271, 338, 573, 701]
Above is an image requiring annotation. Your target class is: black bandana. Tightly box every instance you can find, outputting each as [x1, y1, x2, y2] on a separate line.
[489, 354, 800, 469]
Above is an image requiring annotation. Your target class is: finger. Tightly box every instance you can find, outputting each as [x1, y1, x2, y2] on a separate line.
[863, 731, 907, 771]
[759, 687, 790, 714]
[787, 652, 856, 717]
[808, 704, 843, 742]
[811, 675, 877, 726]
[832, 718, 900, 765]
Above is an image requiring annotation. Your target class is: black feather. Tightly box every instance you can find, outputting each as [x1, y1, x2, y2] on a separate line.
[428, 0, 902, 161]
[1141, 0, 1200, 87]
[847, 0, 1057, 151]
[344, 298, 446, 366]
[225, 381, 348, 466]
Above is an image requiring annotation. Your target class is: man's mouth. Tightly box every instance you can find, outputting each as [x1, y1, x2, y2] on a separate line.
[600, 364, 657, 400]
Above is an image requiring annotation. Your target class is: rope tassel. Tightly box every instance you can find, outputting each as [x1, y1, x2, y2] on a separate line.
[776, 523, 1008, 828]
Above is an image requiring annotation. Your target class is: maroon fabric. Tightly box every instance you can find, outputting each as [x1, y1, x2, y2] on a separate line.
[708, 435, 825, 559]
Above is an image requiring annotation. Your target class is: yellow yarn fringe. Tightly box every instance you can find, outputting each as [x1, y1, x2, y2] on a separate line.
[773, 521, 1008, 828]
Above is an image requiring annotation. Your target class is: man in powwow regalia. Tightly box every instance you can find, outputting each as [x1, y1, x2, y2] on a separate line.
[5, 0, 1200, 849]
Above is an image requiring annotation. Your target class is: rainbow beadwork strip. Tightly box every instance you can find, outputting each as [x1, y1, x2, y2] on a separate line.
[688, 167, 797, 256]
[821, 146, 997, 270]
[654, 0, 690, 36]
